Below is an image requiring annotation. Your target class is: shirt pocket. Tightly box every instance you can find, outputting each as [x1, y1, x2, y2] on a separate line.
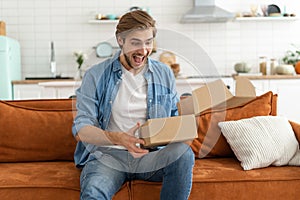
[149, 94, 172, 118]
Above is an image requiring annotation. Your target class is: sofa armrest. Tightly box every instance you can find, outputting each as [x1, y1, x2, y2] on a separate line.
[289, 121, 300, 144]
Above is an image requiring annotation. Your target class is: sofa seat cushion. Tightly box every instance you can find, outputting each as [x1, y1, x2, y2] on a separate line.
[191, 158, 300, 199]
[130, 158, 300, 200]
[0, 161, 130, 200]
[0, 162, 80, 192]
[192, 158, 300, 182]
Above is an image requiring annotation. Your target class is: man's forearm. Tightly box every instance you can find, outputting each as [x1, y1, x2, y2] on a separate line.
[76, 125, 121, 146]
[76, 124, 148, 155]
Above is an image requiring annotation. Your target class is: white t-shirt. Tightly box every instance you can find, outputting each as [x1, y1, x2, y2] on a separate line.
[106, 65, 147, 148]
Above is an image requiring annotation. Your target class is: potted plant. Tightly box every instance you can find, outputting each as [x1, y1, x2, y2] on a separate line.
[282, 50, 300, 66]
[282, 44, 300, 65]
[282, 44, 300, 74]
[73, 51, 87, 80]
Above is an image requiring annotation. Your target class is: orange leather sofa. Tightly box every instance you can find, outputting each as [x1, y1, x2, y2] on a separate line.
[0, 91, 299, 200]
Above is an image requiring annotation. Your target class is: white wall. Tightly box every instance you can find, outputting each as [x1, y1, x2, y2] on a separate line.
[0, 0, 300, 78]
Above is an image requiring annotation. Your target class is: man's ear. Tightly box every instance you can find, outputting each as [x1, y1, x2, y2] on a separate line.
[117, 36, 124, 47]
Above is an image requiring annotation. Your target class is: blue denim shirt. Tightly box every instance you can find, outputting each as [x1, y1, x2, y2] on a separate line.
[72, 51, 179, 167]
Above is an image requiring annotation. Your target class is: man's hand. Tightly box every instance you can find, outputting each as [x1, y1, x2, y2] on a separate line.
[119, 123, 149, 158]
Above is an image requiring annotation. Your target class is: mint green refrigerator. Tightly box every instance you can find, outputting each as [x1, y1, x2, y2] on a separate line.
[0, 36, 21, 100]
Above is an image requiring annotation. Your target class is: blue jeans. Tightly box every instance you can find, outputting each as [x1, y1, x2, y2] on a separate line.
[80, 142, 195, 200]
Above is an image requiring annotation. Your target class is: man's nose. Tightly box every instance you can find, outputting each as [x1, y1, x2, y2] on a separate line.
[137, 45, 148, 54]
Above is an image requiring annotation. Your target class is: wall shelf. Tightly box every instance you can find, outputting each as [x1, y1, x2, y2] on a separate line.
[88, 19, 118, 24]
[88, 17, 298, 24]
[235, 17, 298, 22]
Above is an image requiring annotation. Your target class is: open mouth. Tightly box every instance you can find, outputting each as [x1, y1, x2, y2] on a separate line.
[133, 54, 145, 65]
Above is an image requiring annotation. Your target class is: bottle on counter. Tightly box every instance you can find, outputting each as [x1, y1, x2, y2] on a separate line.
[259, 56, 267, 75]
[270, 58, 278, 75]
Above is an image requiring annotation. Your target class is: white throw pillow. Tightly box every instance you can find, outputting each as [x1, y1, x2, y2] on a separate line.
[218, 116, 300, 170]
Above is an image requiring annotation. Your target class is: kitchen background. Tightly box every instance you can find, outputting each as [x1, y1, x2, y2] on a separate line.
[0, 0, 300, 78]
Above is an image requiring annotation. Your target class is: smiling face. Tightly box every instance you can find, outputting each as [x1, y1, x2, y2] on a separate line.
[118, 28, 154, 74]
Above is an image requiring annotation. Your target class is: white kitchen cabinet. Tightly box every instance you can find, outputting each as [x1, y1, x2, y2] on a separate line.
[38, 81, 81, 99]
[244, 78, 300, 123]
[13, 81, 80, 100]
[13, 84, 43, 100]
[268, 79, 300, 123]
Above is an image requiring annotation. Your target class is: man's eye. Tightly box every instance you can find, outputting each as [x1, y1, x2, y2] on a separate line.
[132, 42, 142, 46]
[145, 41, 152, 46]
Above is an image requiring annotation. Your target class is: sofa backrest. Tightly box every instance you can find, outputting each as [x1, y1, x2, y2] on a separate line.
[0, 99, 77, 162]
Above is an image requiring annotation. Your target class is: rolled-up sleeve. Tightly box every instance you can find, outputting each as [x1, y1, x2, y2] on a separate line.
[72, 70, 99, 137]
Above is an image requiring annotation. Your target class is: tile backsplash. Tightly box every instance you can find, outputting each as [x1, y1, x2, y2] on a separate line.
[1, 0, 300, 78]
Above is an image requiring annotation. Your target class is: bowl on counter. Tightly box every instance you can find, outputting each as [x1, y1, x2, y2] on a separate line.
[234, 62, 251, 73]
[275, 65, 295, 75]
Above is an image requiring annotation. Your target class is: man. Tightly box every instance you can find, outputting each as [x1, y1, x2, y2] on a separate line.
[72, 10, 194, 200]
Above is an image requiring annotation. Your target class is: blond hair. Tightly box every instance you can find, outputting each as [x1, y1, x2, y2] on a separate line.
[115, 10, 157, 39]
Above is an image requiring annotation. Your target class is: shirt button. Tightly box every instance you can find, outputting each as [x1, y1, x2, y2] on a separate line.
[109, 101, 112, 104]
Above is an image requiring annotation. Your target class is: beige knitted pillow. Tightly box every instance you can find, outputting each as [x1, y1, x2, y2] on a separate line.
[219, 116, 300, 170]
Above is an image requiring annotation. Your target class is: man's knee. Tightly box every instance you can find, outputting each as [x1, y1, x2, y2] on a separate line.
[80, 160, 126, 200]
[175, 144, 195, 169]
[168, 142, 195, 164]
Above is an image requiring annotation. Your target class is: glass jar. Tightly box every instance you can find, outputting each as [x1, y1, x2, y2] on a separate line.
[270, 58, 278, 75]
[259, 56, 267, 75]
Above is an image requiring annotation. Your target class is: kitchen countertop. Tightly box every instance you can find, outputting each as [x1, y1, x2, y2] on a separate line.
[38, 81, 81, 87]
[12, 79, 76, 84]
[12, 74, 300, 85]
[232, 74, 300, 80]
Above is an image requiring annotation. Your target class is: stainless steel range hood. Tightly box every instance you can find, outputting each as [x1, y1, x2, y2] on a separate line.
[181, 0, 235, 23]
